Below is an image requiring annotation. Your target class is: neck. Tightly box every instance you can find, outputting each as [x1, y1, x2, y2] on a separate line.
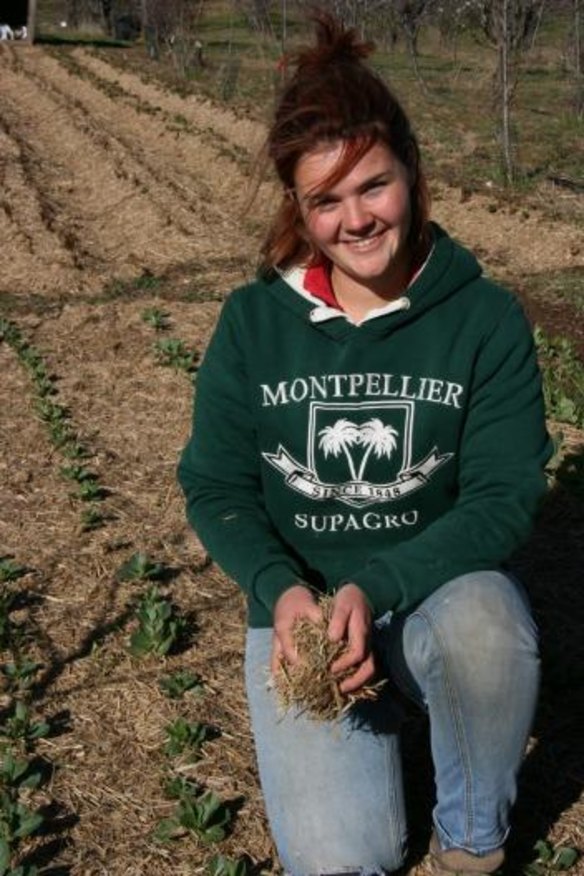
[331, 255, 414, 323]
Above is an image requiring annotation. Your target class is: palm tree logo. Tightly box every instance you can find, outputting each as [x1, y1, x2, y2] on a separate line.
[318, 417, 399, 482]
[356, 418, 399, 481]
[318, 418, 361, 481]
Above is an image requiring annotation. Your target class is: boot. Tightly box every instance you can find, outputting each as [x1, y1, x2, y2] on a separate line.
[429, 831, 504, 876]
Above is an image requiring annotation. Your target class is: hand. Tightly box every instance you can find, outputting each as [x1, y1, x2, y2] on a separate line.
[271, 585, 322, 676]
[328, 583, 375, 695]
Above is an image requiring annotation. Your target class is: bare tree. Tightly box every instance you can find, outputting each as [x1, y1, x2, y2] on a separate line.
[570, 0, 583, 116]
[143, 0, 206, 72]
[391, 0, 436, 88]
[477, 0, 542, 183]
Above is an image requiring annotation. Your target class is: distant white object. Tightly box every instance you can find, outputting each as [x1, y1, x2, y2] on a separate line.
[0, 24, 14, 40]
[60, 20, 68, 28]
[14, 25, 27, 39]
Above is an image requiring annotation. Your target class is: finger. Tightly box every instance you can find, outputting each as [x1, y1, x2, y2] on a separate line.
[328, 603, 350, 643]
[338, 655, 376, 695]
[306, 601, 324, 625]
[330, 638, 369, 675]
[273, 626, 299, 667]
[270, 635, 284, 677]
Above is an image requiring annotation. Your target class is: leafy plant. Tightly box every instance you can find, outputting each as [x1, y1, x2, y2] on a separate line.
[76, 480, 104, 502]
[208, 855, 251, 876]
[0, 751, 42, 794]
[35, 399, 69, 426]
[116, 553, 165, 582]
[0, 562, 26, 585]
[0, 794, 44, 851]
[153, 338, 199, 375]
[160, 670, 203, 700]
[141, 307, 170, 331]
[129, 586, 186, 657]
[1, 661, 42, 696]
[60, 441, 89, 460]
[534, 326, 584, 428]
[154, 788, 231, 845]
[0, 702, 50, 750]
[164, 718, 210, 759]
[524, 839, 580, 875]
[60, 464, 95, 483]
[80, 507, 105, 532]
[164, 775, 200, 800]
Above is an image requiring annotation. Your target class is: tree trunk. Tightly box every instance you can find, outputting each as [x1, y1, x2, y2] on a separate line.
[500, 0, 514, 183]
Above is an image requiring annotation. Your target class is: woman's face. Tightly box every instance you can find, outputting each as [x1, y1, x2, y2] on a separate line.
[294, 140, 413, 299]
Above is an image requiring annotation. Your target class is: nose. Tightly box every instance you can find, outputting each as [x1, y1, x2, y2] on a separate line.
[342, 197, 375, 236]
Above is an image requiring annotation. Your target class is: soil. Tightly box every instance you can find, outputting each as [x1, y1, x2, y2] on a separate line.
[0, 41, 582, 876]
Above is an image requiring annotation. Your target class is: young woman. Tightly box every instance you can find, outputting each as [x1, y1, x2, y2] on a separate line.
[178, 15, 551, 876]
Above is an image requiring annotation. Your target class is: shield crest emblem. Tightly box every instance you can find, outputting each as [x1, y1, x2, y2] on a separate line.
[307, 401, 414, 492]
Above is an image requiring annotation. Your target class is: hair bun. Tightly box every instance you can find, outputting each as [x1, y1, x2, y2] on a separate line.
[294, 12, 373, 73]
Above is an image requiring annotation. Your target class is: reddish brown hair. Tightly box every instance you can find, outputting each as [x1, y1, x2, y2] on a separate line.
[259, 13, 430, 272]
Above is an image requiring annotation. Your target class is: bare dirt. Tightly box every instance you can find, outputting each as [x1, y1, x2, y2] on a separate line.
[0, 41, 583, 876]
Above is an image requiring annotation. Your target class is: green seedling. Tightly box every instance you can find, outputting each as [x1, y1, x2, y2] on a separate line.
[76, 480, 104, 502]
[0, 796, 44, 868]
[133, 272, 162, 291]
[164, 775, 200, 800]
[60, 440, 89, 460]
[524, 839, 580, 874]
[0, 702, 50, 750]
[60, 464, 95, 483]
[48, 422, 75, 449]
[141, 307, 170, 331]
[116, 552, 165, 582]
[80, 507, 105, 532]
[1, 864, 39, 876]
[35, 399, 68, 426]
[129, 586, 186, 657]
[0, 562, 25, 585]
[208, 855, 251, 876]
[153, 338, 199, 374]
[33, 375, 56, 398]
[1, 661, 42, 695]
[159, 670, 203, 700]
[164, 718, 210, 759]
[0, 752, 42, 794]
[154, 788, 231, 845]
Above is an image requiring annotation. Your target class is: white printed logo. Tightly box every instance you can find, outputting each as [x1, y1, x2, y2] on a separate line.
[263, 401, 452, 508]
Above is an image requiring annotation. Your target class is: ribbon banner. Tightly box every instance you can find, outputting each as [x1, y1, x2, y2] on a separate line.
[264, 446, 452, 508]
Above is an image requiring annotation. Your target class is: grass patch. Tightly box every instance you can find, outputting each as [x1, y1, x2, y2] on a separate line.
[528, 268, 584, 313]
[535, 326, 584, 428]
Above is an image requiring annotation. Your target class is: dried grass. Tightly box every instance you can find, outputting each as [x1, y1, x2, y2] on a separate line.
[273, 597, 385, 721]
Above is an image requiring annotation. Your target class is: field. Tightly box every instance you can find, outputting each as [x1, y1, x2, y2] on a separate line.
[0, 15, 583, 876]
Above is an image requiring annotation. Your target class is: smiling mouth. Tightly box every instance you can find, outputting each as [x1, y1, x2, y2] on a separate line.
[341, 231, 386, 249]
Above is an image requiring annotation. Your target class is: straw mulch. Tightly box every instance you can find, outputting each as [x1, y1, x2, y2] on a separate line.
[273, 597, 385, 721]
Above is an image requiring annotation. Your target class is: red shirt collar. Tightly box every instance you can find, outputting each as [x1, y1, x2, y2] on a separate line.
[304, 264, 341, 309]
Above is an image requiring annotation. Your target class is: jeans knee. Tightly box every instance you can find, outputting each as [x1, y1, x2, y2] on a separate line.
[403, 572, 539, 684]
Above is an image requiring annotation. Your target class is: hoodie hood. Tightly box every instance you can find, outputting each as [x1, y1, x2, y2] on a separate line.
[264, 223, 483, 340]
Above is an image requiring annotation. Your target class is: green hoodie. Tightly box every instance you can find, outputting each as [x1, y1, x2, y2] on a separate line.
[178, 225, 552, 627]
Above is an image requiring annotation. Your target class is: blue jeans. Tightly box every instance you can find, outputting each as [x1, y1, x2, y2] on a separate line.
[244, 571, 540, 875]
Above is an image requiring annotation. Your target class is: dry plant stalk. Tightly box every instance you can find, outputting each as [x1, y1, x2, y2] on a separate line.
[274, 597, 385, 721]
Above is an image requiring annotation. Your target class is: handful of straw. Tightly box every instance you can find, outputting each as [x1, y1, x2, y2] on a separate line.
[273, 597, 385, 721]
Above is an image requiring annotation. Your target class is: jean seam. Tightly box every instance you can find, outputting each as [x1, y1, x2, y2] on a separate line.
[413, 608, 475, 848]
[384, 730, 405, 870]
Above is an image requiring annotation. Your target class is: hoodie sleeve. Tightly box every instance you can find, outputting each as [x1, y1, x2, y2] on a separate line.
[344, 298, 553, 616]
[177, 299, 305, 617]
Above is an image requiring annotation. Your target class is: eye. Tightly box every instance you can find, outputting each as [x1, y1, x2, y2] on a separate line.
[310, 196, 338, 213]
[363, 179, 387, 195]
